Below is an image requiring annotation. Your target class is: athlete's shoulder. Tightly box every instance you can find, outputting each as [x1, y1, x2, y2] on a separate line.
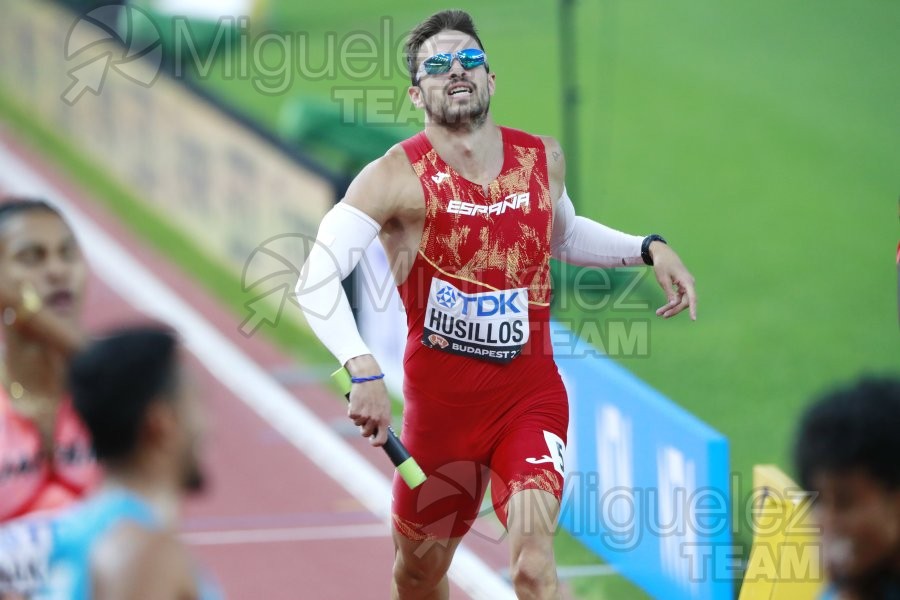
[92, 524, 191, 600]
[383, 142, 418, 172]
[351, 144, 418, 192]
[534, 134, 562, 155]
[534, 134, 565, 185]
[342, 144, 421, 225]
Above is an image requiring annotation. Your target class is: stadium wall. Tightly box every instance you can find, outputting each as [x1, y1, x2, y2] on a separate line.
[0, 0, 339, 311]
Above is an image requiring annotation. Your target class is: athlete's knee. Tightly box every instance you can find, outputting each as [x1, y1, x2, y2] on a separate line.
[392, 537, 454, 595]
[510, 541, 558, 598]
[393, 556, 445, 591]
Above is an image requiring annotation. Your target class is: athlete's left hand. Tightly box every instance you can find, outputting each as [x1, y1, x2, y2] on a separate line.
[649, 242, 697, 321]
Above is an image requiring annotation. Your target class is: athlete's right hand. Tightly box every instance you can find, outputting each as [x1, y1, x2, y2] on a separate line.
[346, 355, 392, 447]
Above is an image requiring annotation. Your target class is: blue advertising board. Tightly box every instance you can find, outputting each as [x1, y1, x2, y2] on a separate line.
[553, 320, 733, 600]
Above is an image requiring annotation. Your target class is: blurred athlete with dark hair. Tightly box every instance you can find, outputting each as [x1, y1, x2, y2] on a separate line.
[297, 9, 698, 599]
[795, 376, 900, 600]
[0, 326, 218, 600]
[0, 197, 98, 522]
[56, 326, 214, 599]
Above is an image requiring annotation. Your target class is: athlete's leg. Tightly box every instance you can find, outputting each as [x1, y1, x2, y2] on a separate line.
[391, 530, 463, 600]
[487, 382, 567, 600]
[390, 382, 492, 599]
[390, 461, 486, 599]
[506, 488, 561, 599]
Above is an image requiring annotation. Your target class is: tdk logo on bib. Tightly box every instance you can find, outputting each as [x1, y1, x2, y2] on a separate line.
[424, 278, 529, 364]
[435, 285, 522, 317]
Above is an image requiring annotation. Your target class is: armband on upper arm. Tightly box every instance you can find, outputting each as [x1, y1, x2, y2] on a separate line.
[295, 202, 381, 365]
[550, 188, 644, 267]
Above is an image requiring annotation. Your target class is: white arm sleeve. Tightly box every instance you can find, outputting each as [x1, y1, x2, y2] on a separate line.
[550, 187, 645, 267]
[295, 202, 380, 366]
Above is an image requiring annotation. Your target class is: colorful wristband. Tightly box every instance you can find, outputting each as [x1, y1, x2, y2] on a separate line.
[350, 373, 385, 384]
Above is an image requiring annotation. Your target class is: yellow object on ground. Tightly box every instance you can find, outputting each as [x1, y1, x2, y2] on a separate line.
[738, 465, 825, 600]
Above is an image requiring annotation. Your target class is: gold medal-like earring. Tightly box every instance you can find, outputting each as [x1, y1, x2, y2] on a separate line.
[19, 281, 42, 319]
[4, 282, 43, 326]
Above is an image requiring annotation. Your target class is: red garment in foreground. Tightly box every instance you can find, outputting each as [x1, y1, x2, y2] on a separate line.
[0, 388, 100, 521]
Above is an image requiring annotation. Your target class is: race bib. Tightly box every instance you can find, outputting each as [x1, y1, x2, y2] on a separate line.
[0, 518, 54, 596]
[422, 277, 529, 364]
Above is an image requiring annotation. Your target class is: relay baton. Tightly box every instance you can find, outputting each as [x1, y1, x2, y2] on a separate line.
[331, 368, 426, 489]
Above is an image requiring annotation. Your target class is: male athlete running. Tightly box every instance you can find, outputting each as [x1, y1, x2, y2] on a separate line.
[296, 10, 697, 599]
[0, 198, 98, 523]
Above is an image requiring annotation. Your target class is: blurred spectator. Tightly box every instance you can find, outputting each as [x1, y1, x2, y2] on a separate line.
[794, 376, 900, 600]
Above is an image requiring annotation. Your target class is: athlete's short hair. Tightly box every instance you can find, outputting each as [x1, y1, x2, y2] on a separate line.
[69, 326, 180, 462]
[0, 197, 64, 232]
[405, 10, 488, 85]
[794, 376, 900, 491]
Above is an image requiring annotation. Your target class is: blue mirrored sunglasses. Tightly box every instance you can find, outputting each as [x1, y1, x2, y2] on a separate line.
[421, 48, 486, 76]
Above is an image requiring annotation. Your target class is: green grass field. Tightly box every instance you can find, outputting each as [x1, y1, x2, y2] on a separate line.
[4, 1, 899, 598]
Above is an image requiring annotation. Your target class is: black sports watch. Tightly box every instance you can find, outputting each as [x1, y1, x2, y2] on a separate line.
[641, 234, 667, 266]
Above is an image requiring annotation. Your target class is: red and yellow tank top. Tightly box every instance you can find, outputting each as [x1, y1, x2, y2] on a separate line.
[0, 388, 100, 521]
[398, 126, 558, 396]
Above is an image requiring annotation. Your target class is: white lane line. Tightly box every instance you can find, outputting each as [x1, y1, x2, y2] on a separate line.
[0, 140, 516, 600]
[182, 523, 390, 546]
[556, 564, 618, 579]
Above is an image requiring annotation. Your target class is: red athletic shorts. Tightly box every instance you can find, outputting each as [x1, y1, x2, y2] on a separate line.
[391, 365, 568, 541]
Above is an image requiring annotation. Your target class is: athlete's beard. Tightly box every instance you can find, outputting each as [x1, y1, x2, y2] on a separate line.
[180, 444, 206, 494]
[423, 75, 490, 132]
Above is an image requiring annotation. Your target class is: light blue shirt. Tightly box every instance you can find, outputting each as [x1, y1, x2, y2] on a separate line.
[819, 586, 838, 600]
[0, 488, 222, 600]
